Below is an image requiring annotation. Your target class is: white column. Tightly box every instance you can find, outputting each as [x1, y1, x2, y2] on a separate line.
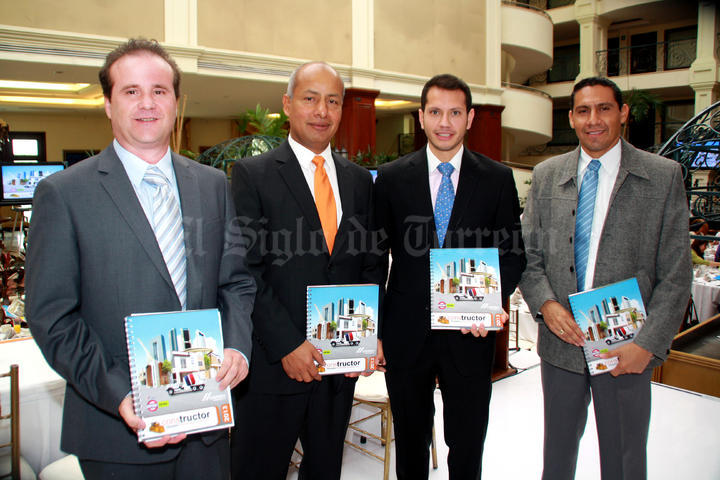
[164, 0, 197, 47]
[574, 0, 608, 81]
[351, 0, 374, 89]
[690, 1, 719, 114]
[486, 0, 502, 90]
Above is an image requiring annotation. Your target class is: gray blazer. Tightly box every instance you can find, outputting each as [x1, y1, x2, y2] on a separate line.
[519, 139, 691, 374]
[26, 145, 255, 464]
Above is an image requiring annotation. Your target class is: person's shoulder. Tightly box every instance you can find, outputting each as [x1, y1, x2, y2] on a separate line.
[623, 141, 679, 173]
[533, 148, 579, 175]
[463, 149, 512, 175]
[378, 149, 422, 175]
[231, 141, 289, 176]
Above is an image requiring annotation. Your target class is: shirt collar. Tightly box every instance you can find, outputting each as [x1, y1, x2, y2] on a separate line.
[113, 139, 174, 188]
[578, 138, 621, 175]
[427, 144, 463, 175]
[288, 134, 335, 174]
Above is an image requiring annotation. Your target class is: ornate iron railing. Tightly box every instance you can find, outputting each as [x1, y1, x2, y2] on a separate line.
[596, 39, 697, 77]
[659, 101, 720, 240]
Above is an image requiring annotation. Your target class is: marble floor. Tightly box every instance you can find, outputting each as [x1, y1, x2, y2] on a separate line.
[288, 348, 720, 480]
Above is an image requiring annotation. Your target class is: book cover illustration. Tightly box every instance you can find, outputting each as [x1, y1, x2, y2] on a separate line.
[430, 248, 504, 330]
[125, 309, 234, 442]
[568, 278, 647, 375]
[306, 284, 379, 375]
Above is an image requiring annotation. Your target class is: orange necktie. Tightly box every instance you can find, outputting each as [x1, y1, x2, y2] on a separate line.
[312, 155, 337, 253]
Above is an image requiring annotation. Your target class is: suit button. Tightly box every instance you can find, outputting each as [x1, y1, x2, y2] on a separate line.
[570, 266, 574, 273]
[569, 237, 573, 244]
[571, 209, 575, 216]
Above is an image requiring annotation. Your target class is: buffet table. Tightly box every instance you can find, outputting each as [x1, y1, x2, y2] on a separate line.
[0, 337, 66, 473]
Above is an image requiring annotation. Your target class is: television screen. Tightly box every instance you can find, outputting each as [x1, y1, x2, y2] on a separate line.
[1, 163, 65, 205]
[9, 132, 46, 163]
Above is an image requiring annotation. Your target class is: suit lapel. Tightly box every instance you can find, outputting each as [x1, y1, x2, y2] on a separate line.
[333, 153, 355, 257]
[97, 147, 174, 292]
[173, 153, 202, 309]
[276, 142, 323, 233]
[447, 151, 481, 232]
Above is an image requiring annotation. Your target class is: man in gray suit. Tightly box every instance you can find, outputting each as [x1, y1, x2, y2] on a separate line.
[26, 38, 255, 479]
[519, 77, 691, 480]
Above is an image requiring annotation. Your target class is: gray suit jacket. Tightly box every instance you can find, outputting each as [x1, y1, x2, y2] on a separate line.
[26, 145, 255, 463]
[519, 139, 691, 373]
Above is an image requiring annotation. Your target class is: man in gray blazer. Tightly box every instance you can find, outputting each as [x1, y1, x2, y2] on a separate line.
[519, 77, 691, 480]
[26, 38, 255, 479]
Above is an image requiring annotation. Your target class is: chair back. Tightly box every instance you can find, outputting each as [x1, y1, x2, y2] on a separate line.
[0, 364, 20, 480]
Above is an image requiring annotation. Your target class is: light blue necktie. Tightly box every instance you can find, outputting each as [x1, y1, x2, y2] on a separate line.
[144, 166, 187, 309]
[574, 159, 601, 292]
[434, 162, 455, 248]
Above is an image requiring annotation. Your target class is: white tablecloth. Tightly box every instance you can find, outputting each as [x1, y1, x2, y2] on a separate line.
[0, 338, 66, 473]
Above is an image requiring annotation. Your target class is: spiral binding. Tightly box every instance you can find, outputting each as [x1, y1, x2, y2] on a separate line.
[306, 286, 314, 341]
[124, 316, 142, 416]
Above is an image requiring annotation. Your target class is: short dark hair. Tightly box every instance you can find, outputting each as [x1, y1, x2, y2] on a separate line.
[570, 77, 623, 110]
[99, 38, 181, 100]
[421, 74, 472, 112]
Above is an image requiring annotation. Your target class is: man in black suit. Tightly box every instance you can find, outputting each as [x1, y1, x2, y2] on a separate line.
[230, 62, 379, 480]
[26, 38, 255, 479]
[374, 74, 526, 479]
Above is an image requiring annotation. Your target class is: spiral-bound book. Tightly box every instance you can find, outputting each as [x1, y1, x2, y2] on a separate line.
[430, 248, 504, 330]
[124, 308, 234, 442]
[568, 278, 647, 375]
[306, 284, 379, 375]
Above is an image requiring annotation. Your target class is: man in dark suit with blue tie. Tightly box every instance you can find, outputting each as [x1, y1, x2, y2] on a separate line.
[374, 74, 526, 479]
[26, 38, 255, 479]
[230, 62, 380, 480]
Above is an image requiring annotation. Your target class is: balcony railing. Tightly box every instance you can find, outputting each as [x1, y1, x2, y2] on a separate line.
[595, 39, 697, 77]
[502, 0, 552, 20]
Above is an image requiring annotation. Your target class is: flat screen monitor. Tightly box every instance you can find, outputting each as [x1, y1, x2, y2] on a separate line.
[9, 132, 46, 163]
[0, 163, 65, 206]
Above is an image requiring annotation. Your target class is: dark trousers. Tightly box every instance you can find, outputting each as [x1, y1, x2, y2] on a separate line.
[540, 360, 652, 480]
[385, 332, 494, 480]
[79, 433, 229, 480]
[231, 376, 356, 480]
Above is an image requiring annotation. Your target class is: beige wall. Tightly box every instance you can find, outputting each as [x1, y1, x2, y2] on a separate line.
[186, 118, 237, 154]
[0, 0, 164, 40]
[374, 0, 486, 84]
[1, 112, 112, 163]
[376, 115, 405, 156]
[198, 0, 352, 64]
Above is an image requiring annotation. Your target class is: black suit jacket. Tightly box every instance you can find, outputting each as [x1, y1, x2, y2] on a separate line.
[231, 141, 380, 394]
[26, 145, 255, 463]
[375, 148, 526, 374]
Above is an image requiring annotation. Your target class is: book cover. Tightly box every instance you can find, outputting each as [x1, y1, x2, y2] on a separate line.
[430, 248, 504, 330]
[124, 309, 234, 442]
[568, 278, 647, 375]
[306, 284, 379, 375]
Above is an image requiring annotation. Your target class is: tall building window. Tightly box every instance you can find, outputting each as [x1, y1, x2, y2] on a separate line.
[548, 44, 580, 83]
[665, 26, 697, 70]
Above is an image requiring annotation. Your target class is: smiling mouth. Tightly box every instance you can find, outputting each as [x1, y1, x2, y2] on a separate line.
[436, 132, 454, 139]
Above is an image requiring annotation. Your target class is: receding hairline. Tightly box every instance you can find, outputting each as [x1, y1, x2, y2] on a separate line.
[286, 62, 345, 98]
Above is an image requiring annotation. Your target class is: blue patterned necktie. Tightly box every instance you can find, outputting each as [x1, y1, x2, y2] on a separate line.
[574, 159, 601, 291]
[434, 162, 455, 248]
[144, 166, 187, 309]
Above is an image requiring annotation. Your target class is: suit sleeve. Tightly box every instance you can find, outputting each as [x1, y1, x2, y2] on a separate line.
[495, 168, 527, 300]
[634, 163, 692, 359]
[26, 179, 129, 416]
[518, 168, 559, 317]
[230, 161, 305, 363]
[217, 176, 256, 358]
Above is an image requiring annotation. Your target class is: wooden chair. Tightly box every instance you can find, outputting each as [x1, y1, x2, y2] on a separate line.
[345, 372, 437, 480]
[0, 364, 36, 480]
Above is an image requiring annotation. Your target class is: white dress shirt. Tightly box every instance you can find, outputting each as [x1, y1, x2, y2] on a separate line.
[114, 139, 181, 222]
[288, 134, 343, 227]
[427, 145, 463, 209]
[577, 139, 622, 291]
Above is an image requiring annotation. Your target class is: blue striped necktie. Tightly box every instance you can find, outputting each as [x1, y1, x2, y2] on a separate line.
[434, 162, 455, 248]
[144, 166, 187, 309]
[574, 159, 601, 292]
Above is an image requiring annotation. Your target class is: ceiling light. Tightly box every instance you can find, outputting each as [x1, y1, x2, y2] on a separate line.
[0, 95, 104, 106]
[0, 80, 91, 92]
[375, 99, 412, 108]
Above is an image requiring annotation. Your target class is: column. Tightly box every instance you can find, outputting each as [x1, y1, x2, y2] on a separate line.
[690, 1, 720, 114]
[334, 88, 380, 159]
[467, 105, 505, 162]
[574, 0, 608, 81]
